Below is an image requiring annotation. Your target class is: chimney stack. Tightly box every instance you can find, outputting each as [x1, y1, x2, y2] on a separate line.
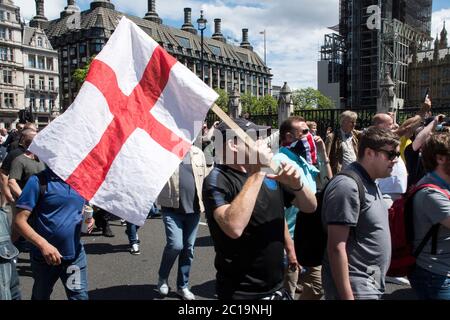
[181, 8, 197, 34]
[144, 0, 162, 24]
[30, 0, 49, 29]
[90, 0, 115, 10]
[212, 19, 226, 43]
[61, 0, 80, 18]
[240, 28, 253, 50]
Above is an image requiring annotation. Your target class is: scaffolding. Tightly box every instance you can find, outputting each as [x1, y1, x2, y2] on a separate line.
[379, 18, 432, 108]
[334, 0, 433, 109]
[320, 33, 346, 82]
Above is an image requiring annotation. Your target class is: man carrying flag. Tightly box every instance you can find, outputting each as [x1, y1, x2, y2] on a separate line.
[27, 16, 218, 226]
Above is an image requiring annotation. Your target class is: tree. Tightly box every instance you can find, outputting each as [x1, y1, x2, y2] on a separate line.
[292, 87, 334, 110]
[72, 55, 96, 85]
[259, 95, 277, 113]
[215, 88, 229, 113]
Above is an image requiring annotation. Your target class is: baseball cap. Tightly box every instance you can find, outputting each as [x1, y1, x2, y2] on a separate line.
[215, 117, 271, 139]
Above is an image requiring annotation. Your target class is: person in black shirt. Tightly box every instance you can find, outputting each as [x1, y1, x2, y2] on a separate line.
[202, 118, 317, 300]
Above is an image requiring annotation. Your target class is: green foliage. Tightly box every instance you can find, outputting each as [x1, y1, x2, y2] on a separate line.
[258, 95, 277, 113]
[72, 55, 96, 85]
[239, 93, 277, 114]
[215, 88, 229, 113]
[292, 87, 334, 110]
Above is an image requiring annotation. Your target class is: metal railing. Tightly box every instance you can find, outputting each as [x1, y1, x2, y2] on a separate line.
[206, 106, 450, 139]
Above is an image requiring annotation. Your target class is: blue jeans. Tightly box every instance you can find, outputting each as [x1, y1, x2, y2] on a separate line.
[0, 259, 21, 300]
[158, 210, 200, 289]
[0, 208, 21, 300]
[31, 246, 89, 300]
[126, 222, 140, 245]
[409, 265, 450, 300]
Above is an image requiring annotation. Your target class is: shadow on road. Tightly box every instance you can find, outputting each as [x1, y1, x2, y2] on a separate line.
[84, 243, 130, 255]
[191, 279, 217, 300]
[89, 284, 160, 300]
[195, 235, 214, 247]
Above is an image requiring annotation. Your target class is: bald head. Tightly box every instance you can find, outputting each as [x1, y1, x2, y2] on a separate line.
[372, 113, 394, 130]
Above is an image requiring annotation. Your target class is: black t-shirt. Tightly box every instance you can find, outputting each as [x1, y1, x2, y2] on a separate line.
[404, 144, 425, 187]
[202, 164, 294, 299]
[0, 145, 25, 175]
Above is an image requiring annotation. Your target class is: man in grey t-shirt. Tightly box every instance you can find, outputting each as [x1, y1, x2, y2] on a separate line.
[409, 133, 450, 300]
[322, 127, 399, 300]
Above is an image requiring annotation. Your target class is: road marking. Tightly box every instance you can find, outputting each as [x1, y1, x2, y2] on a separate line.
[199, 222, 208, 226]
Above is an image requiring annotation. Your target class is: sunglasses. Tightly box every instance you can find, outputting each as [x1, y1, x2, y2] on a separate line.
[297, 128, 309, 135]
[377, 149, 401, 161]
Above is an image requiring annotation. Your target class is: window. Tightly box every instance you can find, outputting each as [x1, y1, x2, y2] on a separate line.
[29, 75, 35, 89]
[175, 36, 191, 49]
[420, 70, 429, 81]
[79, 44, 86, 55]
[37, 37, 43, 47]
[2, 69, 12, 84]
[0, 10, 4, 21]
[443, 84, 450, 97]
[90, 39, 105, 54]
[209, 45, 221, 56]
[4, 93, 14, 108]
[46, 57, 54, 70]
[38, 56, 45, 69]
[28, 54, 36, 68]
[30, 95, 35, 109]
[0, 47, 13, 61]
[49, 78, 54, 91]
[49, 98, 55, 111]
[39, 95, 45, 111]
[39, 76, 45, 90]
[0, 27, 6, 39]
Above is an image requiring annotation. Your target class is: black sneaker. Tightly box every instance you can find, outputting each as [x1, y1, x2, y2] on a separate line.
[102, 225, 115, 237]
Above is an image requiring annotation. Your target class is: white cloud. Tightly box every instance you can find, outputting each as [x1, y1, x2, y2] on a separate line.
[14, 0, 66, 22]
[431, 8, 450, 40]
[12, 1, 450, 91]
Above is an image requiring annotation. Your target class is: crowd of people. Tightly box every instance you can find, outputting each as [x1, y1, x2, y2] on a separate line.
[0, 98, 449, 300]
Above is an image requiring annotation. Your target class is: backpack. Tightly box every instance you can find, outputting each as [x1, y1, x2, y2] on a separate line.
[387, 184, 450, 277]
[294, 170, 365, 267]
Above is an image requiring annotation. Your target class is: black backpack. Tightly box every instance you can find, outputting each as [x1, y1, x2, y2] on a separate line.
[293, 170, 365, 267]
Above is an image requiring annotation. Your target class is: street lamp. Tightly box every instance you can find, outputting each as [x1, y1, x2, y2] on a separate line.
[197, 10, 207, 83]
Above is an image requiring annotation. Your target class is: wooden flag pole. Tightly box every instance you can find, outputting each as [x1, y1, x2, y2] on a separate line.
[211, 104, 280, 174]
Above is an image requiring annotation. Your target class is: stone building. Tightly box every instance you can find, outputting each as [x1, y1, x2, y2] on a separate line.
[0, 0, 59, 128]
[41, 0, 272, 111]
[407, 23, 450, 108]
[0, 0, 24, 128]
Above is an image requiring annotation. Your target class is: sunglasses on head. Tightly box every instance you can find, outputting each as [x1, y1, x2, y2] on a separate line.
[377, 149, 400, 161]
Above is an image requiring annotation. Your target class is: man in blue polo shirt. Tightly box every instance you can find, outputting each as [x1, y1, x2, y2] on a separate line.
[13, 167, 93, 300]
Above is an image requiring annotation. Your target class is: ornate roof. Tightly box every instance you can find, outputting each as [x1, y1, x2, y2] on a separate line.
[44, 5, 270, 74]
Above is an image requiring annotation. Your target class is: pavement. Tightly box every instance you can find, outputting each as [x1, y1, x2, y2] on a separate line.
[10, 210, 418, 300]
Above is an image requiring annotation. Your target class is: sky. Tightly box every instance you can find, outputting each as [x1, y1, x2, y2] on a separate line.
[13, 0, 450, 90]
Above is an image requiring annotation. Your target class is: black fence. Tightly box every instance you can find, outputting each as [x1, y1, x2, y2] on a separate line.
[206, 107, 450, 139]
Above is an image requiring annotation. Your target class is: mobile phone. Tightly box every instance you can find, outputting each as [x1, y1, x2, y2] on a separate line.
[424, 88, 430, 102]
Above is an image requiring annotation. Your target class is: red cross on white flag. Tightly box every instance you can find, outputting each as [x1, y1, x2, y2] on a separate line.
[29, 17, 218, 226]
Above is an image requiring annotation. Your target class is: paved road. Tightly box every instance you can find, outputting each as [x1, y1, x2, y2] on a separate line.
[14, 212, 417, 300]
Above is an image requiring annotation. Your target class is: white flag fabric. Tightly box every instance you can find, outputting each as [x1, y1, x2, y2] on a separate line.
[30, 17, 218, 226]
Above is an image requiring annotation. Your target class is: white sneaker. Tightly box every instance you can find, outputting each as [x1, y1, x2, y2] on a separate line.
[385, 276, 410, 286]
[177, 287, 195, 300]
[130, 243, 140, 255]
[157, 279, 169, 296]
